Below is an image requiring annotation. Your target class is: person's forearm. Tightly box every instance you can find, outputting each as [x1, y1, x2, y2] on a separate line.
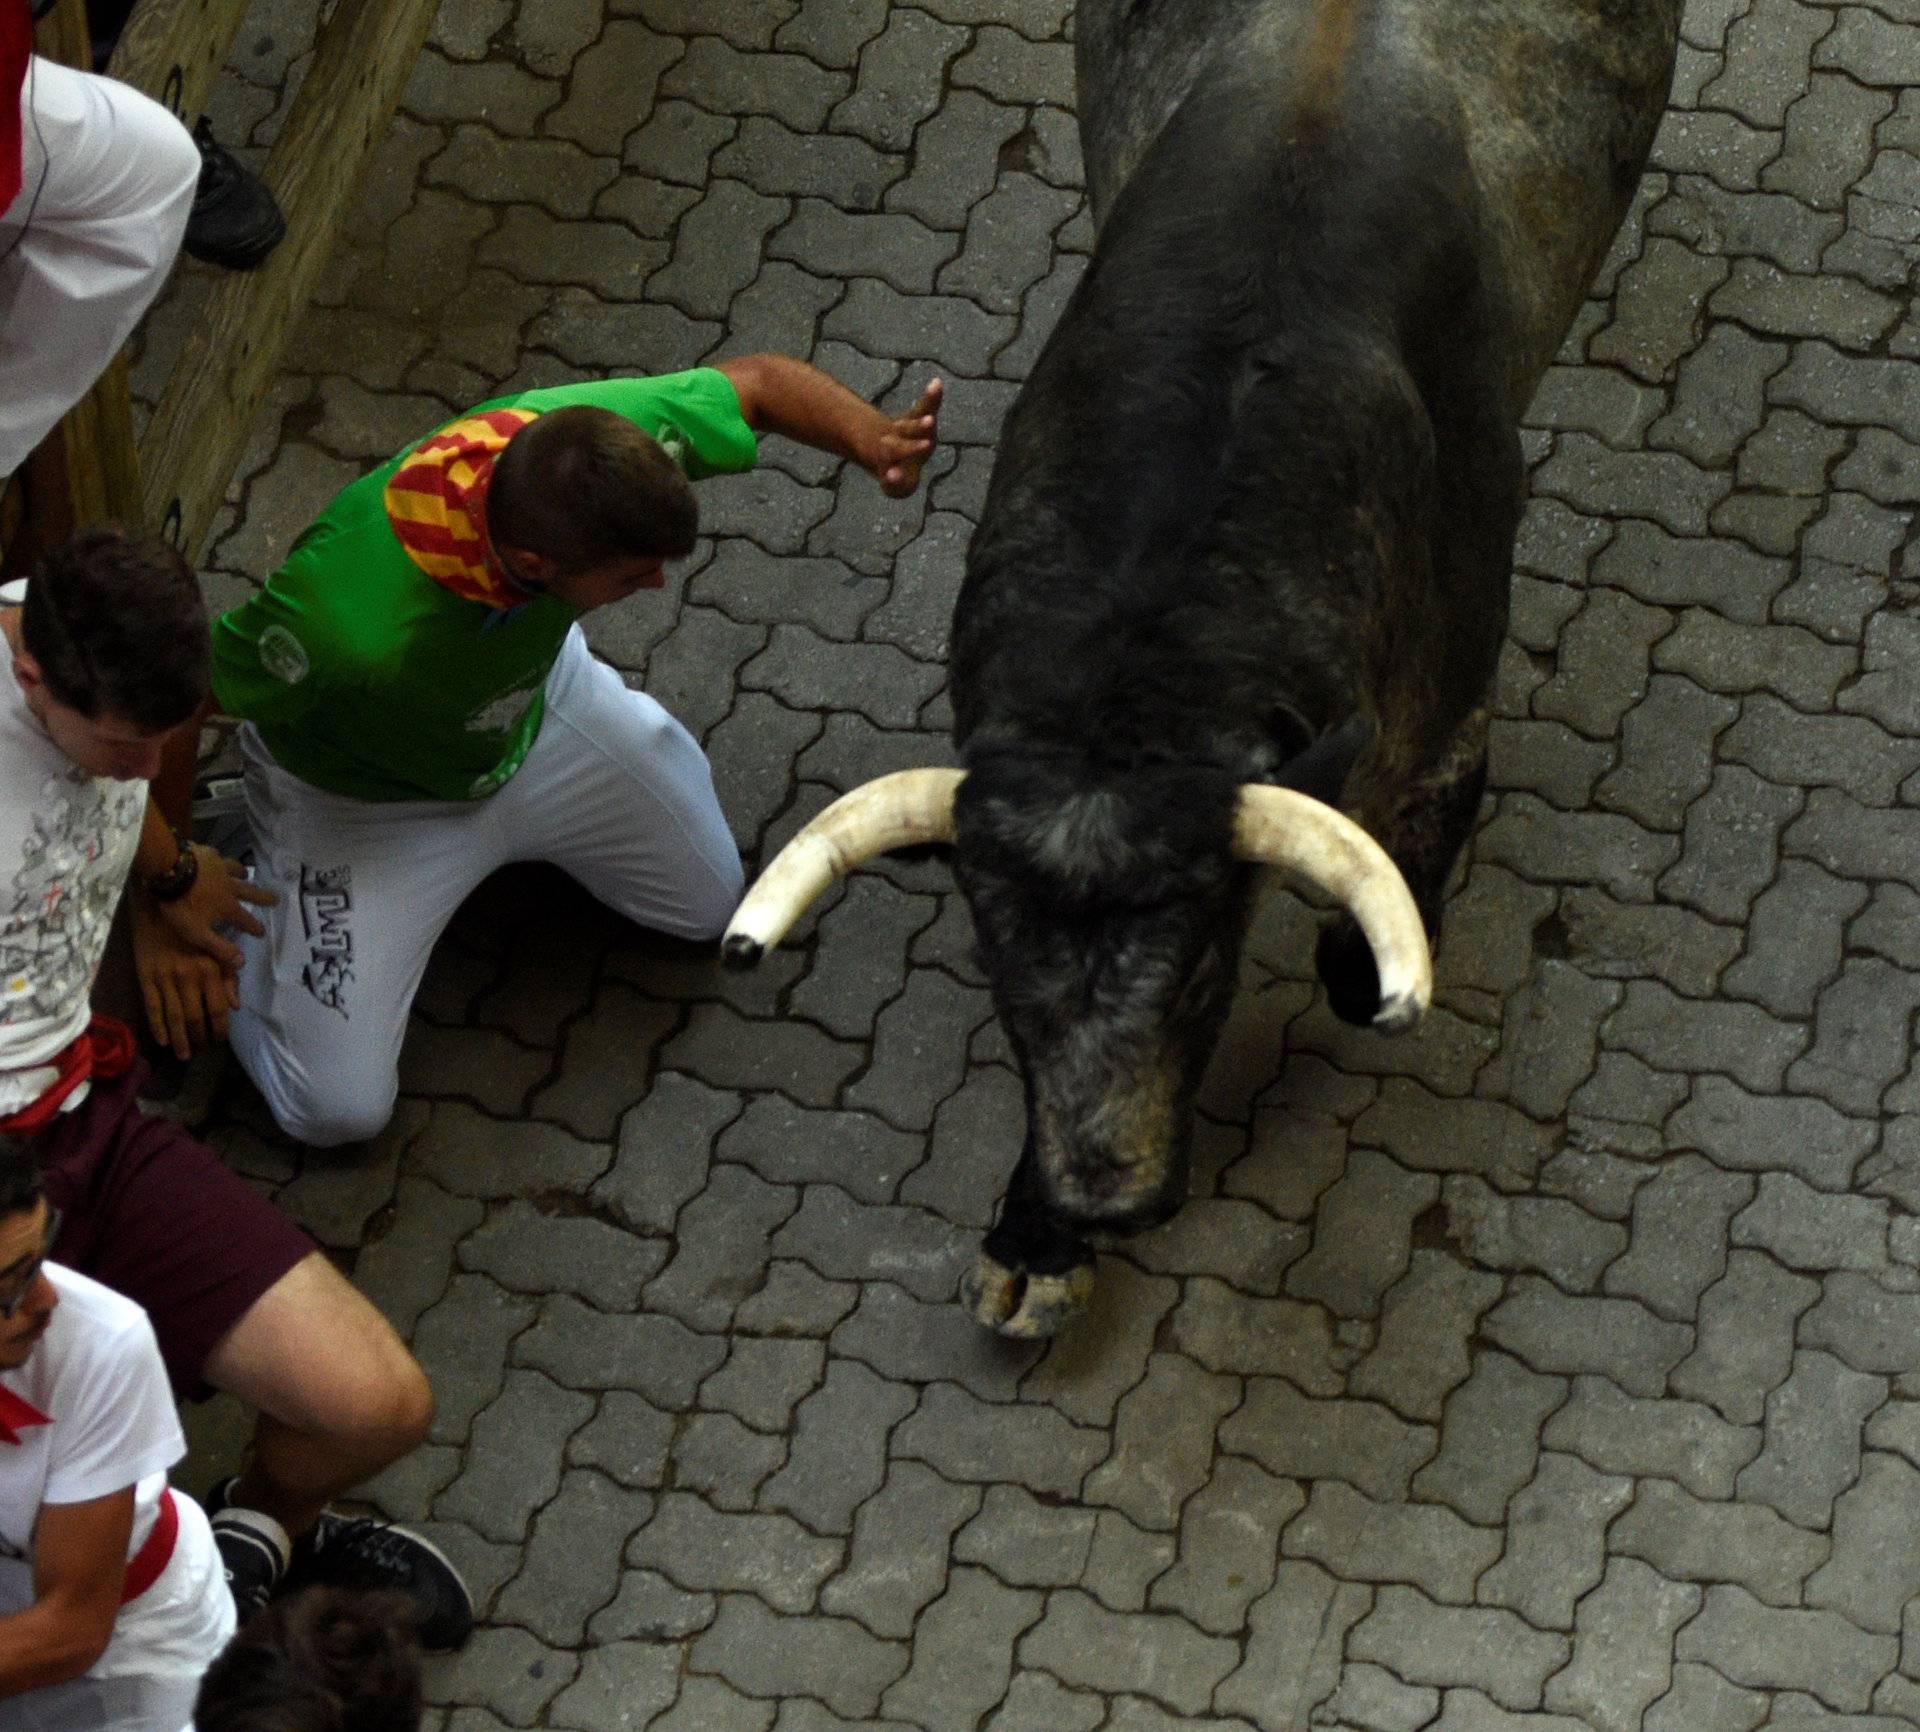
[724, 354, 892, 467]
[0, 1596, 110, 1694]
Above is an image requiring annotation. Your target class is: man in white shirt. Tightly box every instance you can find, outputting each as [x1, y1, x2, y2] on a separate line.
[1, 528, 469, 1649]
[0, 1131, 230, 1731]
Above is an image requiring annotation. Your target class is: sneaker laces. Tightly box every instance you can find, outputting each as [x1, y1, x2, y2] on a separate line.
[307, 1515, 423, 1588]
[191, 117, 240, 199]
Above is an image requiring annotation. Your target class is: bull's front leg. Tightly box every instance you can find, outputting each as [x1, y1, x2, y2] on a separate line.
[1316, 705, 1489, 1026]
[962, 1140, 1096, 1339]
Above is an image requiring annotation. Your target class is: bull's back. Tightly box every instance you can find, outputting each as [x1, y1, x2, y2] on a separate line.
[1076, 0, 1680, 410]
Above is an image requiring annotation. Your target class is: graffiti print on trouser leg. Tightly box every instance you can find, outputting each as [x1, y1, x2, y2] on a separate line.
[300, 864, 354, 1016]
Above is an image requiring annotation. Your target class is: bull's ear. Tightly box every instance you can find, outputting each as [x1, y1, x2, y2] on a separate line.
[723, 769, 965, 966]
[1272, 715, 1372, 805]
[1230, 784, 1431, 1031]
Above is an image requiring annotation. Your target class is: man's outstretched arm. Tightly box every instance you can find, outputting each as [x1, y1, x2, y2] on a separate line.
[0, 1489, 131, 1694]
[715, 354, 943, 498]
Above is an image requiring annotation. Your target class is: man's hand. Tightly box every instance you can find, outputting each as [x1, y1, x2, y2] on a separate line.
[866, 377, 943, 499]
[154, 843, 277, 966]
[132, 895, 244, 1060]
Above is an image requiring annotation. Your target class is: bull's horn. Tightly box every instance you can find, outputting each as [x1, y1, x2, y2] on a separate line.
[723, 768, 965, 967]
[1233, 785, 1432, 1033]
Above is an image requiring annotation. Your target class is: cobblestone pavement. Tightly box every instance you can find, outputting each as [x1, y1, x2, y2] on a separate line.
[122, 0, 1920, 1726]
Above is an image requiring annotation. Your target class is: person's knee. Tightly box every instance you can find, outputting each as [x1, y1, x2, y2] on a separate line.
[148, 108, 201, 207]
[265, 1075, 398, 1149]
[355, 1354, 433, 1464]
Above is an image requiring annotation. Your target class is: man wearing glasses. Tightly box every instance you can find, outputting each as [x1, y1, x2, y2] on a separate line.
[141, 356, 942, 1148]
[0, 1138, 232, 1731]
[0, 530, 470, 1648]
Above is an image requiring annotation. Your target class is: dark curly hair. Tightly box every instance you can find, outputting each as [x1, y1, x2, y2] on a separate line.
[193, 1587, 423, 1732]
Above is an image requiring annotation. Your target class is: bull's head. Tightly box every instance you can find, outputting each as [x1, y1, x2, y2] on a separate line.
[724, 759, 1430, 1261]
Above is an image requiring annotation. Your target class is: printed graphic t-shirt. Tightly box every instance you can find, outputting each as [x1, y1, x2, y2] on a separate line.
[0, 1265, 232, 1689]
[0, 643, 145, 1116]
[209, 370, 759, 803]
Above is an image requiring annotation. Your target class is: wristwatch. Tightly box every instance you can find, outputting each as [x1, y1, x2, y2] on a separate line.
[144, 829, 200, 904]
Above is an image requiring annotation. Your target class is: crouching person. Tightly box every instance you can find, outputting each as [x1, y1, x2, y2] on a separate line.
[0, 1135, 229, 1732]
[0, 529, 470, 1649]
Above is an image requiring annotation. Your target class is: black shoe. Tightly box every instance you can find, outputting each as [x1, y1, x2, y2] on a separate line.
[184, 118, 285, 270]
[292, 1513, 475, 1652]
[210, 1507, 290, 1628]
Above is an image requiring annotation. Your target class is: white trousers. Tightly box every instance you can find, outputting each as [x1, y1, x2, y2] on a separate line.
[230, 629, 746, 1146]
[0, 56, 198, 477]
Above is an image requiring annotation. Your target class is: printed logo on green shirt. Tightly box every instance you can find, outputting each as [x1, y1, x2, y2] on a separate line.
[656, 426, 690, 472]
[465, 677, 542, 737]
[258, 625, 311, 685]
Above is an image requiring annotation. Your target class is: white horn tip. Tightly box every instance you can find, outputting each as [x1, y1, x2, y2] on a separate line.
[721, 932, 766, 970]
[1371, 990, 1426, 1035]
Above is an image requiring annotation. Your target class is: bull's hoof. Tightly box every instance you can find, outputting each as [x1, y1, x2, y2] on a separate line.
[961, 1249, 1096, 1339]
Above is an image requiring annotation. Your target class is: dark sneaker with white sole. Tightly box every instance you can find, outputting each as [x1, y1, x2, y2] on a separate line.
[292, 1512, 475, 1652]
[209, 1506, 290, 1628]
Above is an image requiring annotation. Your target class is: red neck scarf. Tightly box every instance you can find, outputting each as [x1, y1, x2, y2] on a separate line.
[384, 408, 541, 608]
[0, 1387, 49, 1446]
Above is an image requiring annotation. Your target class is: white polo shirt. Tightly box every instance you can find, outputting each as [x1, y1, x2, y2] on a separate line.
[0, 1263, 231, 1717]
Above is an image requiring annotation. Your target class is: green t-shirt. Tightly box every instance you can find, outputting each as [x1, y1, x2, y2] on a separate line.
[210, 370, 758, 802]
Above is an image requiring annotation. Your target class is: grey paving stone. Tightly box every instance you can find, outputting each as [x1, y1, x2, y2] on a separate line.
[1646, 1663, 1769, 1732]
[1487, 716, 1615, 808]
[1081, 1510, 1179, 1613]
[1020, 1589, 1241, 1718]
[1734, 1171, 1891, 1272]
[939, 171, 1083, 314]
[1444, 1177, 1628, 1293]
[424, 124, 617, 217]
[1605, 1153, 1756, 1321]
[1724, 859, 1869, 1019]
[692, 1596, 907, 1720]
[1590, 237, 1731, 382]
[1710, 488, 1823, 555]
[1210, 1560, 1370, 1725]
[833, 1279, 1036, 1401]
[426, 1626, 583, 1724]
[566, 1390, 674, 1492]
[514, 1293, 727, 1410]
[494, 1468, 655, 1645]
[1567, 1051, 1689, 1136]
[832, 8, 970, 149]
[522, 985, 683, 1141]
[1699, 0, 1831, 127]
[768, 197, 954, 291]
[985, 1674, 1106, 1732]
[1349, 1587, 1570, 1712]
[1021, 1257, 1182, 1426]
[1545, 1557, 1702, 1732]
[1083, 1352, 1240, 1531]
[700, 1335, 826, 1432]
[1670, 1074, 1873, 1191]
[1477, 793, 1680, 903]
[1166, 1277, 1341, 1395]
[822, 278, 1018, 376]
[734, 1260, 860, 1335]
[881, 1566, 1043, 1726]
[1350, 1250, 1504, 1423]
[645, 1163, 798, 1331]
[1738, 1347, 1889, 1526]
[460, 1199, 666, 1309]
[437, 1368, 594, 1544]
[413, 1274, 540, 1447]
[1766, 74, 1892, 209]
[690, 541, 888, 640]
[760, 1358, 915, 1532]
[1537, 431, 1730, 535]
[1789, 957, 1920, 1116]
[1598, 675, 1741, 831]
[819, 1460, 978, 1634]
[1556, 887, 1745, 996]
[1349, 1082, 1557, 1193]
[1801, 1270, 1920, 1374]
[1144, 1455, 1296, 1635]
[671, 1411, 785, 1511]
[1285, 1480, 1501, 1606]
[773, 0, 889, 67]
[655, 1002, 862, 1107]
[953, 1483, 1095, 1590]
[1672, 1248, 1823, 1423]
[1321, 1663, 1442, 1732]
[586, 1568, 714, 1645]
[885, 88, 1026, 225]
[1544, 1375, 1761, 1496]
[1605, 978, 1807, 1093]
[1524, 365, 1666, 445]
[1539, 1142, 1661, 1223]
[356, 1175, 486, 1336]
[629, 1491, 843, 1614]
[1482, 1278, 1694, 1398]
[618, 98, 738, 190]
[1678, 1585, 1898, 1711]
[1615, 1477, 1829, 1609]
[1284, 1149, 1440, 1319]
[658, 35, 847, 129]
[1473, 1450, 1631, 1630]
[896, 1382, 1107, 1497]
[771, 1185, 970, 1301]
[1656, 174, 1845, 271]
[587, 1073, 741, 1236]
[1221, 1381, 1436, 1502]
[841, 967, 991, 1131]
[1805, 1450, 1920, 1634]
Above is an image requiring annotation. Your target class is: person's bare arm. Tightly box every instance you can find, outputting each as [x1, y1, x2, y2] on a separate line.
[715, 354, 943, 498]
[0, 1489, 131, 1695]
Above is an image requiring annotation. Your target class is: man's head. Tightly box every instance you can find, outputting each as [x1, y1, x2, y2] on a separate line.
[487, 406, 699, 612]
[195, 1585, 424, 1732]
[0, 1132, 56, 1371]
[13, 528, 208, 780]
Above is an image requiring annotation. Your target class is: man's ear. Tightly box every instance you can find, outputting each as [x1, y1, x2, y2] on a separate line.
[499, 545, 558, 590]
[10, 648, 43, 697]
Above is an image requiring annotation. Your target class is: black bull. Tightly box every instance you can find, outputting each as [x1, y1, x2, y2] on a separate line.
[730, 0, 1681, 1338]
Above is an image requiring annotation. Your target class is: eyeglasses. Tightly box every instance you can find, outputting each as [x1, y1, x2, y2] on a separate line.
[0, 1203, 59, 1319]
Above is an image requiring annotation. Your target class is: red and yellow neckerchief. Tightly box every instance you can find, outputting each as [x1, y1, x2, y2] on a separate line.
[384, 408, 540, 608]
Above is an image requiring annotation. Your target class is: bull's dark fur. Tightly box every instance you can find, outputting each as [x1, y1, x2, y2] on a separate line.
[946, 0, 1680, 1335]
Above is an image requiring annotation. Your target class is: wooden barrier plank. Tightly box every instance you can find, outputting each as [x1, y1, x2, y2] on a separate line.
[136, 0, 441, 559]
[106, 0, 253, 120]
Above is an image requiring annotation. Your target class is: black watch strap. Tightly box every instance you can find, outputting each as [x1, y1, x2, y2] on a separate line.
[145, 833, 199, 904]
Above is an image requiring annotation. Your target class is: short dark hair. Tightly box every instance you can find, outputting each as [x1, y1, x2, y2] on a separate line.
[194, 1587, 423, 1732]
[0, 1132, 41, 1220]
[488, 406, 699, 573]
[21, 528, 208, 732]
